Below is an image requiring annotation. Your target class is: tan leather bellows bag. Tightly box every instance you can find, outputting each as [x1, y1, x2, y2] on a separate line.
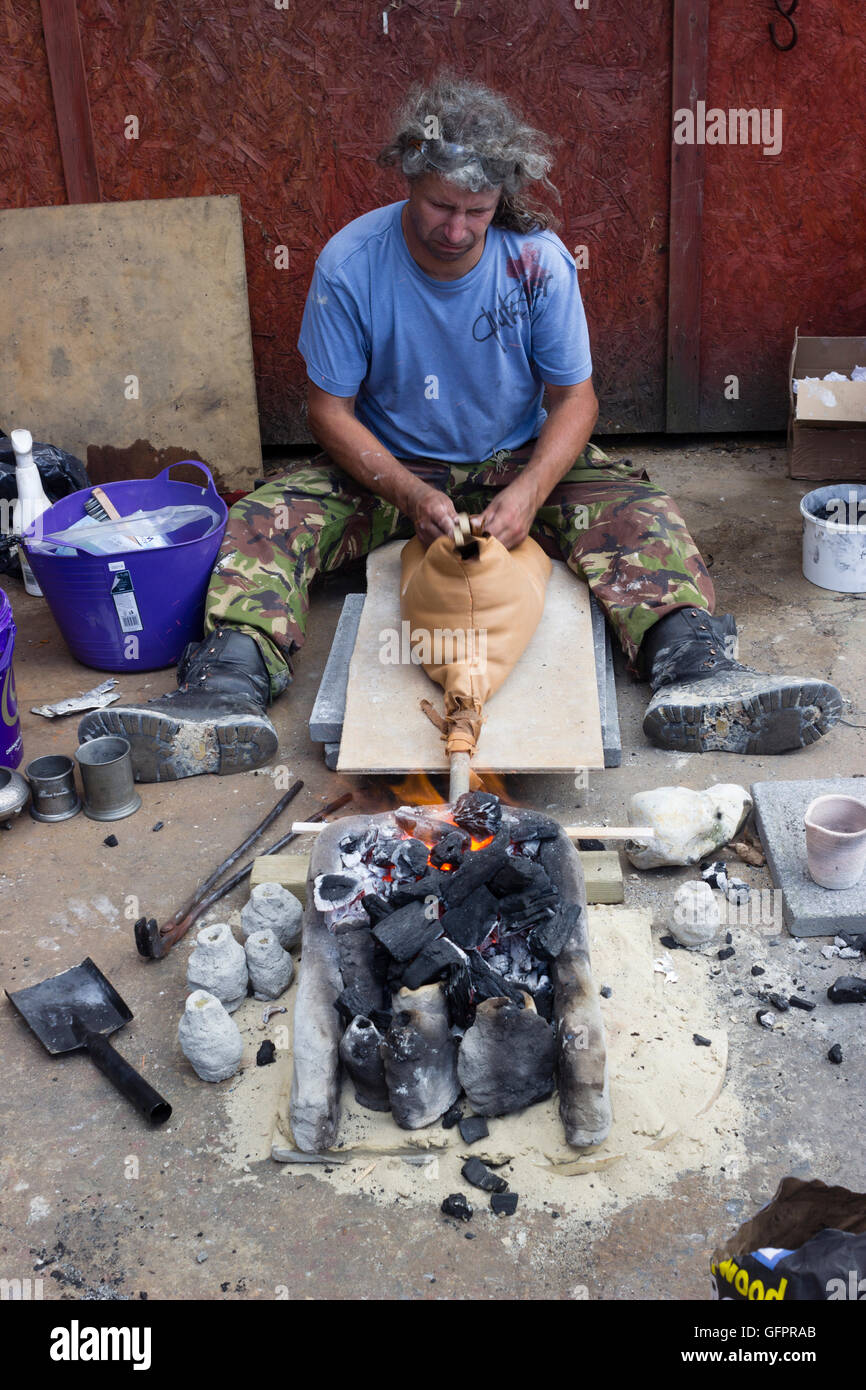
[400, 518, 552, 757]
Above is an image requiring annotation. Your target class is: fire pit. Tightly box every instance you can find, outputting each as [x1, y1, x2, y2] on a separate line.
[290, 793, 611, 1152]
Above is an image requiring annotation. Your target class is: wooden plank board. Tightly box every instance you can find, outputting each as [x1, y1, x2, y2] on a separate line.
[665, 0, 709, 432]
[336, 539, 603, 774]
[0, 195, 261, 492]
[251, 847, 622, 906]
[39, 0, 101, 204]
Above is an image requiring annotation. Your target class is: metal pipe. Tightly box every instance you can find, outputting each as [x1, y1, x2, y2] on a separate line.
[448, 751, 471, 804]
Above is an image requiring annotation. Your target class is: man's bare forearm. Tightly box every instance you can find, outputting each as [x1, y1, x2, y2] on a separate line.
[520, 390, 599, 507]
[308, 408, 426, 515]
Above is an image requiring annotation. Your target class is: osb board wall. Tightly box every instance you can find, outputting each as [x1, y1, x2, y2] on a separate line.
[0, 0, 671, 442]
[698, 0, 866, 431]
[0, 196, 261, 491]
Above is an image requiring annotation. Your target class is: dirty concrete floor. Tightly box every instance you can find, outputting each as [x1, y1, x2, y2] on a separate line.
[1, 436, 864, 1302]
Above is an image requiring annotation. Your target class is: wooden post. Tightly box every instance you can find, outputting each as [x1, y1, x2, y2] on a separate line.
[666, 0, 709, 432]
[40, 0, 101, 204]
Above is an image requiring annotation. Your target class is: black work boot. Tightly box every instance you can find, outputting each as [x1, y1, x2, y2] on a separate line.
[77, 628, 279, 782]
[641, 607, 843, 754]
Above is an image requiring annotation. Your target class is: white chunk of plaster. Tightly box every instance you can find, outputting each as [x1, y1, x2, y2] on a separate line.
[178, 990, 244, 1082]
[240, 882, 302, 951]
[186, 921, 248, 1012]
[244, 928, 294, 1000]
[626, 783, 752, 869]
[669, 880, 722, 948]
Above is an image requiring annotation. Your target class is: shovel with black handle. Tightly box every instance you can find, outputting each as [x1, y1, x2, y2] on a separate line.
[6, 957, 172, 1124]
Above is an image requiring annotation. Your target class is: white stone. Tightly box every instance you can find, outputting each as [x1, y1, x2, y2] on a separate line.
[669, 880, 722, 948]
[244, 928, 294, 1000]
[178, 990, 244, 1082]
[186, 922, 248, 1012]
[240, 882, 302, 951]
[626, 784, 752, 869]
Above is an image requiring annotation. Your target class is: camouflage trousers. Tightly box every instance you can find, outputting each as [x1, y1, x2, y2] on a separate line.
[205, 444, 715, 699]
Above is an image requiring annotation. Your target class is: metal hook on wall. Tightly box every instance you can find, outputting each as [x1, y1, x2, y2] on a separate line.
[769, 0, 799, 51]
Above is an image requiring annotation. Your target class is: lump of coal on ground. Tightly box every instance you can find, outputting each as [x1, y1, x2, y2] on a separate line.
[381, 984, 459, 1128]
[441, 1101, 463, 1129]
[430, 827, 471, 868]
[452, 790, 502, 838]
[828, 1043, 844, 1064]
[441, 1193, 473, 1221]
[339, 1016, 390, 1111]
[828, 976, 866, 1004]
[458, 1114, 489, 1145]
[491, 1192, 519, 1216]
[372, 900, 442, 961]
[256, 1040, 277, 1066]
[461, 1156, 508, 1193]
[458, 996, 556, 1116]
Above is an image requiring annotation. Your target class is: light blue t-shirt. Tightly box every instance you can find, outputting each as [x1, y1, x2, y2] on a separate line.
[297, 201, 592, 464]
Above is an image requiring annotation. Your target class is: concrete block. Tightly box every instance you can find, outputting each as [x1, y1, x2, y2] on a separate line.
[309, 593, 365, 742]
[752, 777, 866, 937]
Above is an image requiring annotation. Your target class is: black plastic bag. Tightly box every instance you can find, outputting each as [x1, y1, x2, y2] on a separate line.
[712, 1176, 866, 1300]
[0, 436, 89, 576]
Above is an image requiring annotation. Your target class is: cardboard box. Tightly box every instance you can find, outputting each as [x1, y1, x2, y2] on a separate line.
[788, 330, 866, 480]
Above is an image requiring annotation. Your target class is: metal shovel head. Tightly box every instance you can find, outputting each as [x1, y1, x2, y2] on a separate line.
[5, 957, 132, 1055]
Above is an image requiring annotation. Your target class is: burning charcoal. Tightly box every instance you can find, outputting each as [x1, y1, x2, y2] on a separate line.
[369, 1006, 392, 1032]
[452, 790, 502, 838]
[490, 1192, 519, 1216]
[391, 837, 431, 879]
[827, 976, 866, 1004]
[439, 884, 499, 951]
[532, 978, 555, 1021]
[338, 830, 367, 866]
[466, 952, 526, 1008]
[337, 929, 387, 1018]
[430, 827, 471, 869]
[373, 901, 443, 962]
[488, 857, 537, 896]
[339, 1016, 390, 1111]
[334, 984, 378, 1028]
[393, 806, 451, 844]
[458, 996, 556, 1116]
[445, 961, 474, 1030]
[528, 901, 582, 962]
[441, 1101, 463, 1129]
[382, 985, 459, 1128]
[361, 891, 391, 924]
[509, 816, 558, 843]
[388, 869, 443, 907]
[441, 1193, 473, 1222]
[460, 1156, 508, 1194]
[369, 834, 404, 868]
[402, 936, 467, 990]
[313, 873, 360, 913]
[441, 829, 511, 908]
[458, 1114, 489, 1145]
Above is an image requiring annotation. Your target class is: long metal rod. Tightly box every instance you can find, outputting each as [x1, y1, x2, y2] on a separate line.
[448, 751, 471, 803]
[291, 819, 654, 840]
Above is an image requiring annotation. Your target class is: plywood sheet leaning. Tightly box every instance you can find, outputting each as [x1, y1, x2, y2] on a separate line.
[337, 540, 604, 775]
[0, 195, 261, 492]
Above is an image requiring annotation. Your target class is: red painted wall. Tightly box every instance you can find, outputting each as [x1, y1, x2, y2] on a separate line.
[1, 1, 863, 441]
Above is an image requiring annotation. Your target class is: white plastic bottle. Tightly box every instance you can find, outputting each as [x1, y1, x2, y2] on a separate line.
[10, 429, 51, 597]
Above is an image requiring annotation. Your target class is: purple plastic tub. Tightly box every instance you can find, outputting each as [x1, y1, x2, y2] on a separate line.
[0, 586, 22, 768]
[22, 462, 227, 673]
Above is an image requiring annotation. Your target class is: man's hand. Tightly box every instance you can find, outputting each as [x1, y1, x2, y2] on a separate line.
[471, 473, 540, 550]
[409, 483, 460, 549]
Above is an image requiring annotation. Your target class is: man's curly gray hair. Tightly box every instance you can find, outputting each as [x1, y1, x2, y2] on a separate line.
[377, 73, 561, 233]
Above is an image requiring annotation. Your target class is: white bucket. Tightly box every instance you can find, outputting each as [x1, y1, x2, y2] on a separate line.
[800, 484, 866, 593]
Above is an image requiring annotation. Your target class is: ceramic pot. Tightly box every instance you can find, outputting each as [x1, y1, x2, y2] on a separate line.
[804, 794, 866, 890]
[186, 922, 248, 1011]
[178, 990, 243, 1082]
